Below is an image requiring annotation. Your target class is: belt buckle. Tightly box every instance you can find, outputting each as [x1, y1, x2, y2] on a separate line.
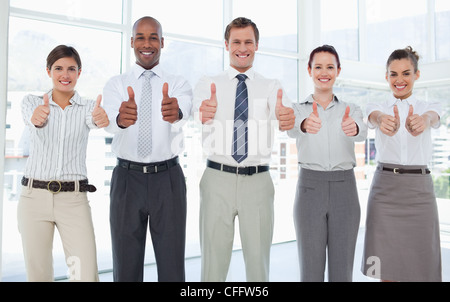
[47, 180, 62, 194]
[143, 165, 157, 174]
[393, 168, 400, 174]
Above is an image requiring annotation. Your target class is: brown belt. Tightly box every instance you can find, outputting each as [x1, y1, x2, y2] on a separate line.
[21, 177, 97, 193]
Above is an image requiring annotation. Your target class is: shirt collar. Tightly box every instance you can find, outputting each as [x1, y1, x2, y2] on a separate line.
[388, 94, 418, 108]
[227, 67, 255, 81]
[300, 94, 339, 104]
[132, 63, 162, 80]
[47, 90, 86, 106]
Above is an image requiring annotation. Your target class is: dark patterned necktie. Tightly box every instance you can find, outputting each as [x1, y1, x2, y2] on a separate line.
[232, 74, 248, 163]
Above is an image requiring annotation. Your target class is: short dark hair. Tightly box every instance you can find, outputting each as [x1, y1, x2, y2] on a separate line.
[47, 45, 82, 70]
[308, 45, 341, 69]
[224, 17, 259, 43]
[132, 16, 162, 37]
[386, 46, 420, 72]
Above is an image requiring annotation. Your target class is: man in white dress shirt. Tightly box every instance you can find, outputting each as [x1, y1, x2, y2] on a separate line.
[193, 17, 295, 282]
[103, 16, 192, 282]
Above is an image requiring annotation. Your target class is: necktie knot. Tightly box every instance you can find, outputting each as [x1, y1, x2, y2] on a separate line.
[236, 74, 247, 82]
[143, 70, 154, 80]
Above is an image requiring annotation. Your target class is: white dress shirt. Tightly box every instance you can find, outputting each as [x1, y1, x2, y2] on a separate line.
[21, 90, 98, 181]
[366, 94, 442, 166]
[287, 94, 368, 171]
[103, 63, 193, 163]
[193, 67, 292, 167]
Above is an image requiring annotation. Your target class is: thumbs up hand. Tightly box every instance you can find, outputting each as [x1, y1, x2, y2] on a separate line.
[92, 95, 110, 128]
[405, 105, 426, 136]
[118, 86, 138, 128]
[275, 89, 295, 131]
[377, 105, 400, 136]
[341, 106, 358, 136]
[161, 83, 181, 124]
[31, 93, 51, 127]
[301, 101, 322, 134]
[199, 83, 218, 124]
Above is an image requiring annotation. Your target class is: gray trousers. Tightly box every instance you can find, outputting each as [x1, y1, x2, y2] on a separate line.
[109, 159, 187, 282]
[294, 168, 360, 282]
[199, 167, 274, 282]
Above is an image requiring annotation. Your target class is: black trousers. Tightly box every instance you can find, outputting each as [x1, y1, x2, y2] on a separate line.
[109, 159, 187, 282]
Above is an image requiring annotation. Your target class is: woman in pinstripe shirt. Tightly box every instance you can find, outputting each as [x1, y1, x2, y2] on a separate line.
[18, 45, 109, 282]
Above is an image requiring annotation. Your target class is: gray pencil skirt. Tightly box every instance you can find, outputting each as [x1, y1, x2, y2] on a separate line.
[361, 163, 442, 282]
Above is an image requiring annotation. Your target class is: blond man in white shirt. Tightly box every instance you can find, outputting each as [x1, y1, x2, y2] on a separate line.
[193, 17, 295, 282]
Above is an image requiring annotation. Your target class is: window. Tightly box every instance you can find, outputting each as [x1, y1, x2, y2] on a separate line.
[435, 0, 450, 61]
[232, 0, 298, 53]
[321, 0, 359, 61]
[132, 0, 223, 41]
[365, 0, 429, 65]
[10, 0, 123, 23]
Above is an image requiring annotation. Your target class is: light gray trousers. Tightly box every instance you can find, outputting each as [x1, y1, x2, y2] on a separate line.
[199, 167, 274, 282]
[294, 168, 360, 282]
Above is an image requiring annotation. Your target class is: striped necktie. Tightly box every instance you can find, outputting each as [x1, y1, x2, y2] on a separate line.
[232, 74, 248, 163]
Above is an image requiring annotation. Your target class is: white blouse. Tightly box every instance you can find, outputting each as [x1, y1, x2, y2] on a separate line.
[366, 94, 442, 166]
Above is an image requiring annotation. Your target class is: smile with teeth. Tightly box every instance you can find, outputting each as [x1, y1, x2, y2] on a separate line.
[319, 78, 330, 82]
[237, 54, 249, 58]
[60, 81, 71, 85]
[141, 51, 154, 56]
[395, 85, 406, 90]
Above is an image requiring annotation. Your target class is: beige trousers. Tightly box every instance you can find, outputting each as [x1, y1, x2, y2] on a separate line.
[199, 167, 274, 282]
[17, 183, 99, 282]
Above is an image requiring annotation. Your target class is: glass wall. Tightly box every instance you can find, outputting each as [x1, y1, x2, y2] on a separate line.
[365, 0, 429, 64]
[321, 0, 359, 61]
[435, 0, 450, 61]
[2, 0, 449, 281]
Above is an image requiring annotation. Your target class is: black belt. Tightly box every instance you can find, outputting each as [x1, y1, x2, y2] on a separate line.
[118, 157, 179, 174]
[207, 160, 269, 176]
[21, 177, 97, 193]
[382, 167, 430, 175]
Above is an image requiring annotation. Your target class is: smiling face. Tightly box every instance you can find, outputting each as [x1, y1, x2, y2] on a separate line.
[47, 57, 80, 93]
[131, 18, 164, 70]
[225, 26, 258, 73]
[386, 58, 420, 100]
[308, 51, 341, 93]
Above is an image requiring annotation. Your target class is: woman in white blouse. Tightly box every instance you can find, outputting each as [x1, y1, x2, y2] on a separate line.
[361, 46, 442, 282]
[19, 45, 109, 282]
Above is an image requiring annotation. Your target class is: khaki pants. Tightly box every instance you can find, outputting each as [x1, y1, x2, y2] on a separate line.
[199, 167, 274, 282]
[17, 183, 99, 282]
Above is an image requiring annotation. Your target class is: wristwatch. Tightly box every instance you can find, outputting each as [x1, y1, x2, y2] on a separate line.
[178, 108, 183, 121]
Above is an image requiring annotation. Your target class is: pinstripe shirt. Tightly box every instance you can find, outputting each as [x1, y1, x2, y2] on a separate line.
[21, 90, 98, 181]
